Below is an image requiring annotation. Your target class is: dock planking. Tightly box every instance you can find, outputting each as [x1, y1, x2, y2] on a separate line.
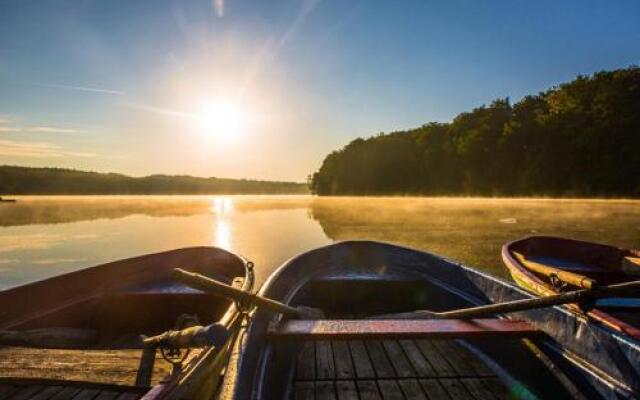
[0, 384, 146, 400]
[291, 338, 509, 400]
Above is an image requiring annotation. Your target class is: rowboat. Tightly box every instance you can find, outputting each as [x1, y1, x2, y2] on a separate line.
[0, 247, 254, 400]
[503, 235, 640, 339]
[216, 241, 639, 400]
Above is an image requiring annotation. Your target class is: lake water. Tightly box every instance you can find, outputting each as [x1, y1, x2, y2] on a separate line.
[1, 196, 639, 290]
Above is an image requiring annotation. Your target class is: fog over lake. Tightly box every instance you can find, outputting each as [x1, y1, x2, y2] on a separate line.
[1, 196, 639, 290]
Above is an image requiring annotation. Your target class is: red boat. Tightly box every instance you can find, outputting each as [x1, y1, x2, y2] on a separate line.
[0, 247, 253, 400]
[502, 236, 640, 339]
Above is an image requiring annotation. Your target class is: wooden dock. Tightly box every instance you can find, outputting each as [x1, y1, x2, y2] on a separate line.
[293, 338, 511, 400]
[0, 346, 174, 400]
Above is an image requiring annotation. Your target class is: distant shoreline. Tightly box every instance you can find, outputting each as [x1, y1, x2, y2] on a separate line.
[0, 165, 309, 195]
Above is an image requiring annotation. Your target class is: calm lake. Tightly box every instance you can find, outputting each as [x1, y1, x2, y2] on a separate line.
[1, 196, 639, 290]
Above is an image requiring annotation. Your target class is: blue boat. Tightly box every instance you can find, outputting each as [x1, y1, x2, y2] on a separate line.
[219, 241, 639, 400]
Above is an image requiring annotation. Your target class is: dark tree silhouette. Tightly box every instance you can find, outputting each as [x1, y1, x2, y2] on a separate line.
[310, 67, 640, 197]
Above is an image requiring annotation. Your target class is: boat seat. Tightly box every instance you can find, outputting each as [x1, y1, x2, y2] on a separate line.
[268, 318, 539, 340]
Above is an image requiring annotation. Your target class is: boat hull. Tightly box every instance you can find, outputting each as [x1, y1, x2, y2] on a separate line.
[220, 241, 640, 400]
[0, 247, 254, 400]
[502, 236, 640, 339]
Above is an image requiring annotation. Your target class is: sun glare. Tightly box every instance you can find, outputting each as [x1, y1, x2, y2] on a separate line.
[193, 101, 250, 139]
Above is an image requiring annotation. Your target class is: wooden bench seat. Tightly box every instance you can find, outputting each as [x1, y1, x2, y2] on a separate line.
[268, 318, 538, 341]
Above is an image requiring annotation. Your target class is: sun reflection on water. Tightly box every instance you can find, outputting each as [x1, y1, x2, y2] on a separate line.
[211, 197, 234, 215]
[211, 197, 234, 250]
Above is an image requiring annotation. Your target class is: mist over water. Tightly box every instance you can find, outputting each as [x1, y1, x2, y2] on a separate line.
[0, 196, 639, 290]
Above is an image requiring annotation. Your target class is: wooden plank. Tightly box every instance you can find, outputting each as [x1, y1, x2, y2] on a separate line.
[364, 341, 395, 379]
[6, 385, 43, 400]
[315, 382, 336, 400]
[461, 378, 497, 400]
[399, 340, 436, 378]
[419, 379, 450, 400]
[114, 393, 140, 400]
[335, 381, 358, 400]
[382, 340, 415, 378]
[293, 382, 315, 400]
[296, 342, 316, 380]
[376, 380, 404, 400]
[355, 381, 382, 400]
[348, 341, 375, 379]
[415, 341, 456, 377]
[316, 341, 335, 380]
[93, 392, 121, 400]
[49, 387, 81, 400]
[268, 319, 538, 340]
[397, 379, 428, 400]
[480, 378, 512, 400]
[439, 379, 473, 399]
[29, 386, 64, 400]
[0, 385, 18, 400]
[331, 341, 355, 379]
[70, 389, 100, 400]
[442, 341, 494, 377]
[0, 347, 172, 386]
[431, 341, 476, 377]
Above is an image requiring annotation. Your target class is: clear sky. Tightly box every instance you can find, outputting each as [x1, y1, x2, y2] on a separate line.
[1, 0, 639, 181]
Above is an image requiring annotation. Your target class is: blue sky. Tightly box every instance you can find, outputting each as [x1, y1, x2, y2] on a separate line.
[1, 0, 639, 181]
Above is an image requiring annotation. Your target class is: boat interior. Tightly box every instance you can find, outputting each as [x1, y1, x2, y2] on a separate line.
[261, 277, 584, 400]
[0, 274, 237, 399]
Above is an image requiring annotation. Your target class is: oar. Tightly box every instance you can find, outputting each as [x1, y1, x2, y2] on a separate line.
[173, 268, 321, 318]
[376, 280, 640, 320]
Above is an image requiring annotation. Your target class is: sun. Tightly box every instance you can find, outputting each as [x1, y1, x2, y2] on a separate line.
[193, 101, 250, 139]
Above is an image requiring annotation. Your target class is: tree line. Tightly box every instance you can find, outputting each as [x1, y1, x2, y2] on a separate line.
[0, 166, 308, 194]
[310, 67, 640, 197]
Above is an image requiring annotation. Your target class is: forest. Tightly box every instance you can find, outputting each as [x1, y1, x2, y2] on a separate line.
[310, 67, 640, 197]
[0, 166, 308, 194]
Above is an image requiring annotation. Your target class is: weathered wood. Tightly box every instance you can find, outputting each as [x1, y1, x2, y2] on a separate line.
[70, 388, 100, 400]
[331, 341, 355, 379]
[415, 340, 456, 377]
[460, 378, 496, 400]
[397, 379, 427, 400]
[431, 341, 476, 377]
[49, 387, 81, 400]
[315, 341, 335, 380]
[315, 381, 336, 400]
[376, 380, 404, 400]
[5, 385, 43, 400]
[335, 381, 358, 400]
[134, 347, 155, 387]
[268, 319, 538, 340]
[419, 379, 450, 400]
[439, 379, 473, 399]
[296, 342, 316, 381]
[173, 268, 301, 316]
[0, 385, 18, 400]
[348, 341, 375, 379]
[28, 386, 63, 400]
[513, 252, 596, 289]
[0, 347, 172, 386]
[398, 340, 436, 378]
[364, 341, 395, 379]
[381, 340, 415, 378]
[293, 382, 315, 400]
[355, 381, 382, 400]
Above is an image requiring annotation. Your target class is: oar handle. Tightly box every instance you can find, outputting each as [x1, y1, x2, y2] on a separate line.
[173, 268, 301, 317]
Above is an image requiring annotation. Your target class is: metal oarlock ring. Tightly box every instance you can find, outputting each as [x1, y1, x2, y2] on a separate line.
[160, 345, 191, 367]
